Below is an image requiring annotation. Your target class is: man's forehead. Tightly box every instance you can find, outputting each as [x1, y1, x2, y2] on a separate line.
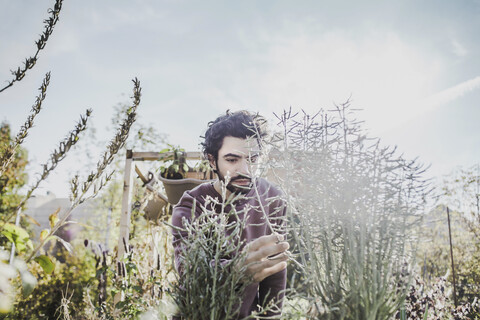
[219, 136, 260, 156]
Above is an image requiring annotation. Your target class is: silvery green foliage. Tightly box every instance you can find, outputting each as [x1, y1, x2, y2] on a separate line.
[269, 103, 431, 319]
[170, 190, 252, 320]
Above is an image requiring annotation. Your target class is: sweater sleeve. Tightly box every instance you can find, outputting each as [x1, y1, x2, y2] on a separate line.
[171, 191, 197, 274]
[258, 268, 287, 318]
[257, 195, 288, 318]
[171, 190, 233, 274]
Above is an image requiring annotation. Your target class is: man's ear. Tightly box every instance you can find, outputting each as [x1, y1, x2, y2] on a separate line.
[207, 154, 216, 171]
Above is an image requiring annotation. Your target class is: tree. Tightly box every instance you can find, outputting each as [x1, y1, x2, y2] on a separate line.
[431, 165, 480, 304]
[417, 204, 480, 304]
[0, 123, 29, 248]
[442, 164, 480, 241]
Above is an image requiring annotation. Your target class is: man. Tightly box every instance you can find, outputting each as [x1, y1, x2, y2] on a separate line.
[171, 110, 289, 319]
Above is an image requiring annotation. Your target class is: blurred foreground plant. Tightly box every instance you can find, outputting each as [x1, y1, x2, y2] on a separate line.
[268, 104, 432, 319]
[4, 244, 96, 320]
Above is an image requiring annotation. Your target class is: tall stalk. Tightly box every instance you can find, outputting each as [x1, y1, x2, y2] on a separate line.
[0, 0, 63, 93]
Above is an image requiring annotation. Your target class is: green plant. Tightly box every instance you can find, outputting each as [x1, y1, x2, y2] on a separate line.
[0, 123, 28, 225]
[191, 159, 212, 180]
[2, 243, 97, 320]
[158, 145, 189, 179]
[78, 222, 175, 320]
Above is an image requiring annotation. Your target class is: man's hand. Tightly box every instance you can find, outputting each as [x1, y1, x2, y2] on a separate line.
[241, 234, 290, 283]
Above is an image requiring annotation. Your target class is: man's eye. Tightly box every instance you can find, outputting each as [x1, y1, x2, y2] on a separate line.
[248, 156, 258, 163]
[226, 158, 237, 163]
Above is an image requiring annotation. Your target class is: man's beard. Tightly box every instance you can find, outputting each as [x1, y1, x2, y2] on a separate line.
[218, 172, 253, 195]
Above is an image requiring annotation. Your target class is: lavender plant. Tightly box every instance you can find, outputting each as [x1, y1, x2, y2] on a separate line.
[76, 222, 175, 320]
[0, 78, 91, 315]
[0, 72, 49, 177]
[0, 78, 141, 316]
[0, 2, 146, 316]
[0, 0, 63, 93]
[26, 78, 141, 264]
[170, 188, 254, 320]
[268, 103, 431, 319]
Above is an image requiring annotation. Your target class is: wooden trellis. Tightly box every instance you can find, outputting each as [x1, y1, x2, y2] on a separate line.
[114, 149, 205, 304]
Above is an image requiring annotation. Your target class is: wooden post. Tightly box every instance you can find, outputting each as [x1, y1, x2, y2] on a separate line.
[113, 149, 203, 306]
[114, 150, 134, 305]
[9, 207, 22, 264]
[447, 206, 458, 308]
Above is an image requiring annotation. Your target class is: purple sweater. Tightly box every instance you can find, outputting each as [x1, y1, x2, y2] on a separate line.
[171, 178, 287, 319]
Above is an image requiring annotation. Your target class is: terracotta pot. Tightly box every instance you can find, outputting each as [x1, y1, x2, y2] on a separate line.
[158, 174, 213, 205]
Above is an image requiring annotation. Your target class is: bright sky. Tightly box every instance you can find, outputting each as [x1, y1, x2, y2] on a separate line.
[0, 0, 479, 197]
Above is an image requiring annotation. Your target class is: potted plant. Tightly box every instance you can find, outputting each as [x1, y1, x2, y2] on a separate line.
[185, 158, 213, 180]
[157, 145, 214, 205]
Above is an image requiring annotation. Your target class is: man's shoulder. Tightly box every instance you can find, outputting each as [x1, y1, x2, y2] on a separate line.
[256, 177, 284, 197]
[187, 181, 216, 198]
[174, 182, 217, 209]
[172, 182, 217, 227]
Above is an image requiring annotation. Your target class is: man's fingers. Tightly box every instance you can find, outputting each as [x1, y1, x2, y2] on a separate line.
[252, 261, 288, 283]
[248, 233, 284, 252]
[247, 241, 289, 263]
[268, 250, 289, 260]
[246, 253, 289, 274]
[242, 234, 289, 283]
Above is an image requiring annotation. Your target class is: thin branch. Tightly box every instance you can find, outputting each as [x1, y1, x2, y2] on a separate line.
[26, 78, 141, 263]
[0, 72, 50, 176]
[70, 78, 141, 205]
[0, 0, 63, 93]
[0, 109, 91, 228]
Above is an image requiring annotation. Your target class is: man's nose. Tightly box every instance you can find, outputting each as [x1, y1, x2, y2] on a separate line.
[237, 159, 250, 176]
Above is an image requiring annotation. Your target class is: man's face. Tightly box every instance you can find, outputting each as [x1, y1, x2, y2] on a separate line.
[210, 136, 260, 195]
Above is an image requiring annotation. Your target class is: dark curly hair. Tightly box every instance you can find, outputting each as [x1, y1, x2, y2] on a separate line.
[202, 110, 267, 160]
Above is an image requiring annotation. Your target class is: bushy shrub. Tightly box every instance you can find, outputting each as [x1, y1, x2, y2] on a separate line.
[70, 222, 175, 320]
[3, 244, 97, 320]
[417, 205, 480, 305]
[170, 193, 252, 320]
[400, 273, 480, 319]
